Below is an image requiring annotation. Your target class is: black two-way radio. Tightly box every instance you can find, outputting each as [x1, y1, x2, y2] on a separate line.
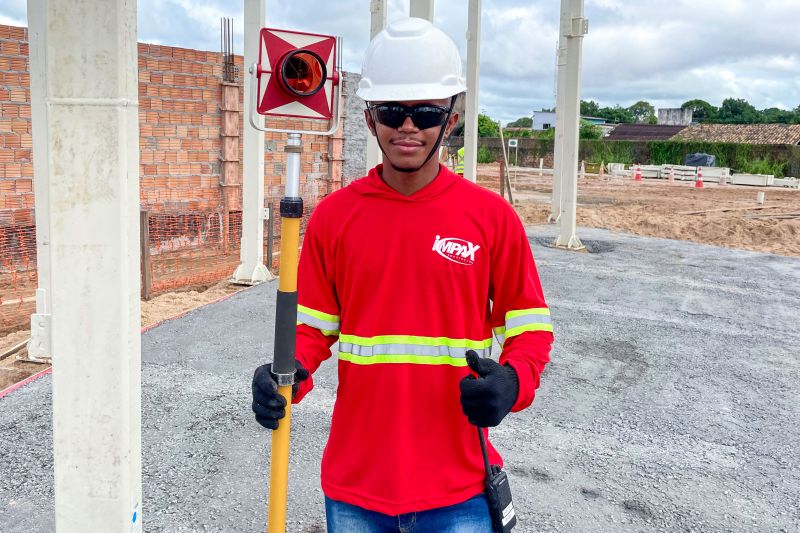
[477, 426, 517, 532]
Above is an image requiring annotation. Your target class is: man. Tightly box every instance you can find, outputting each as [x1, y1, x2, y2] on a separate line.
[252, 18, 553, 532]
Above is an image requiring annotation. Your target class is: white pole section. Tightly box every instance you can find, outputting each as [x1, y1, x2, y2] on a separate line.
[365, 0, 387, 172]
[463, 0, 482, 184]
[553, 0, 587, 250]
[26, 0, 52, 362]
[548, 19, 567, 223]
[26, 0, 143, 530]
[410, 0, 435, 20]
[233, 0, 272, 284]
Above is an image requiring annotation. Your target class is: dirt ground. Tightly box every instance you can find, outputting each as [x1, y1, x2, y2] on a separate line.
[0, 279, 241, 392]
[478, 163, 800, 257]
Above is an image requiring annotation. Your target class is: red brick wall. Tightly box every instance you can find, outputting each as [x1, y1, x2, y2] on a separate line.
[0, 23, 342, 323]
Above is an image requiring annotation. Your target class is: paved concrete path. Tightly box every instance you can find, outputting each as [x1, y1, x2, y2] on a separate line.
[1, 226, 798, 533]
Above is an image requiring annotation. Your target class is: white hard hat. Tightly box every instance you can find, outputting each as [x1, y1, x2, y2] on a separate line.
[357, 17, 467, 102]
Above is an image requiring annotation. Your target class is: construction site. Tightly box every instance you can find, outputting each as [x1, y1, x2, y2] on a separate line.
[1, 1, 799, 532]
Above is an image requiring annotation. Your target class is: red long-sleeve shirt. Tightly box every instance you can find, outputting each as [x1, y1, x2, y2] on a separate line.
[293, 164, 553, 515]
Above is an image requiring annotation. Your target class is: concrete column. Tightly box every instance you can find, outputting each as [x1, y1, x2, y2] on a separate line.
[365, 0, 387, 173]
[26, 0, 52, 362]
[548, 29, 567, 223]
[410, 0, 435, 20]
[553, 0, 587, 250]
[232, 0, 272, 284]
[463, 0, 482, 183]
[27, 0, 143, 530]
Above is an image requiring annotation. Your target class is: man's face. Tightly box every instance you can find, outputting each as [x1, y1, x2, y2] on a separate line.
[364, 98, 459, 172]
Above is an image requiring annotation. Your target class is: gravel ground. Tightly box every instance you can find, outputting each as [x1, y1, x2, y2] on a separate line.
[1, 226, 798, 533]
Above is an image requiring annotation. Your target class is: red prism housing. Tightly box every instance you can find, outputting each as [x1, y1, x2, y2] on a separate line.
[257, 28, 338, 120]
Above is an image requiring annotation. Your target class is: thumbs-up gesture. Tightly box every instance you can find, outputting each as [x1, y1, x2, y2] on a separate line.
[459, 350, 520, 427]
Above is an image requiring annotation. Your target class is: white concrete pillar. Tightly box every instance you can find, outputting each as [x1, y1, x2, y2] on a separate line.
[410, 0, 435, 20]
[27, 0, 143, 530]
[548, 32, 567, 223]
[553, 0, 587, 250]
[26, 0, 52, 361]
[232, 0, 272, 284]
[463, 0, 482, 183]
[365, 0, 387, 172]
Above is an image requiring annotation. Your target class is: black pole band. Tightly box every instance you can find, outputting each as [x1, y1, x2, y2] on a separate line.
[273, 290, 298, 375]
[280, 197, 303, 219]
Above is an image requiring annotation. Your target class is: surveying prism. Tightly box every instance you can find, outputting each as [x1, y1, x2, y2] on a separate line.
[250, 27, 342, 533]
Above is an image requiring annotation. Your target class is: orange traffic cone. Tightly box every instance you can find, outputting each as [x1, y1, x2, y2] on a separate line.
[695, 167, 704, 189]
[634, 164, 643, 182]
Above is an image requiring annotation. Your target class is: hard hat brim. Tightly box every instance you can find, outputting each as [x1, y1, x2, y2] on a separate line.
[357, 82, 466, 103]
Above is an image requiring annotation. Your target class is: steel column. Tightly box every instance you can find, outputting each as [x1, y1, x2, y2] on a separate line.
[464, 0, 482, 183]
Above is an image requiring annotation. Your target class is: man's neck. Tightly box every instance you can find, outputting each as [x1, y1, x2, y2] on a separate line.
[379, 158, 441, 196]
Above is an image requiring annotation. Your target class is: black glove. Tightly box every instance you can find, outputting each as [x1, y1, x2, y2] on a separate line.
[459, 350, 519, 427]
[251, 360, 309, 430]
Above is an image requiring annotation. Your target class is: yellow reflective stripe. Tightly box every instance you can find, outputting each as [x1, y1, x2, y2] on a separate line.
[297, 305, 339, 323]
[505, 308, 550, 320]
[339, 352, 468, 367]
[338, 333, 492, 350]
[505, 322, 554, 338]
[296, 321, 339, 336]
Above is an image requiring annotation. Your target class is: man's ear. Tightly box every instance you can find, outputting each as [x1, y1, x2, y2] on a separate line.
[364, 109, 377, 137]
[444, 112, 460, 138]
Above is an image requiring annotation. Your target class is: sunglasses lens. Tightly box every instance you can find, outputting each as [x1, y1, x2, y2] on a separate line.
[411, 107, 448, 129]
[375, 105, 408, 128]
[372, 104, 449, 130]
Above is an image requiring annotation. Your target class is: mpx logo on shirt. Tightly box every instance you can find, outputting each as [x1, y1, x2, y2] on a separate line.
[432, 235, 480, 265]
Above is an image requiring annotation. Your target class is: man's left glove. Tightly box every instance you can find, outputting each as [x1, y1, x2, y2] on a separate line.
[251, 360, 309, 430]
[459, 350, 519, 427]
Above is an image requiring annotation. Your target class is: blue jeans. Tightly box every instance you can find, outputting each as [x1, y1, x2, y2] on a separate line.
[325, 493, 493, 533]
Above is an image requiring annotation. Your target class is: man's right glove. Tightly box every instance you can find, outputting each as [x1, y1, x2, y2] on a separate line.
[251, 360, 309, 430]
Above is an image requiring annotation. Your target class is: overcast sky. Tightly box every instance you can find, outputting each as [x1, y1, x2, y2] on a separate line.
[2, 0, 799, 124]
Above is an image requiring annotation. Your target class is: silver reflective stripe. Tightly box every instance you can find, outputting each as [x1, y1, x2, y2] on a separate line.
[505, 313, 552, 331]
[297, 311, 339, 332]
[338, 342, 491, 359]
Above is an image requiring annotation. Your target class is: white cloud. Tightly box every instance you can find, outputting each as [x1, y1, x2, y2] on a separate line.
[2, 0, 799, 124]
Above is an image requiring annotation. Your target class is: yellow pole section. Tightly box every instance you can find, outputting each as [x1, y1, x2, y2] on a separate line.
[267, 385, 293, 533]
[267, 215, 301, 533]
[278, 218, 300, 291]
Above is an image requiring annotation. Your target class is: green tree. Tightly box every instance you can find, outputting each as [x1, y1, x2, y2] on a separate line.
[681, 99, 718, 123]
[628, 100, 655, 123]
[760, 107, 795, 124]
[598, 105, 635, 124]
[478, 114, 499, 137]
[579, 120, 602, 139]
[718, 98, 760, 124]
[580, 100, 601, 116]
[506, 116, 533, 128]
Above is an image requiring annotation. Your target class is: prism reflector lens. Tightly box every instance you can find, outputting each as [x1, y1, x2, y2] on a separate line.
[280, 50, 327, 97]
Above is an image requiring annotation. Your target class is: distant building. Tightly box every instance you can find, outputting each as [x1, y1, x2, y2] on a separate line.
[658, 108, 693, 126]
[532, 110, 556, 131]
[672, 124, 800, 145]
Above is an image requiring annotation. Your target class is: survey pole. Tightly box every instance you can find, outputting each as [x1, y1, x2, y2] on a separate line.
[233, 0, 272, 284]
[365, 0, 387, 172]
[463, 0, 482, 183]
[27, 0, 143, 530]
[553, 0, 587, 250]
[410, 0, 435, 20]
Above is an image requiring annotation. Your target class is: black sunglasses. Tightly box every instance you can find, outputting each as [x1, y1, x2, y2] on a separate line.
[368, 102, 452, 130]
